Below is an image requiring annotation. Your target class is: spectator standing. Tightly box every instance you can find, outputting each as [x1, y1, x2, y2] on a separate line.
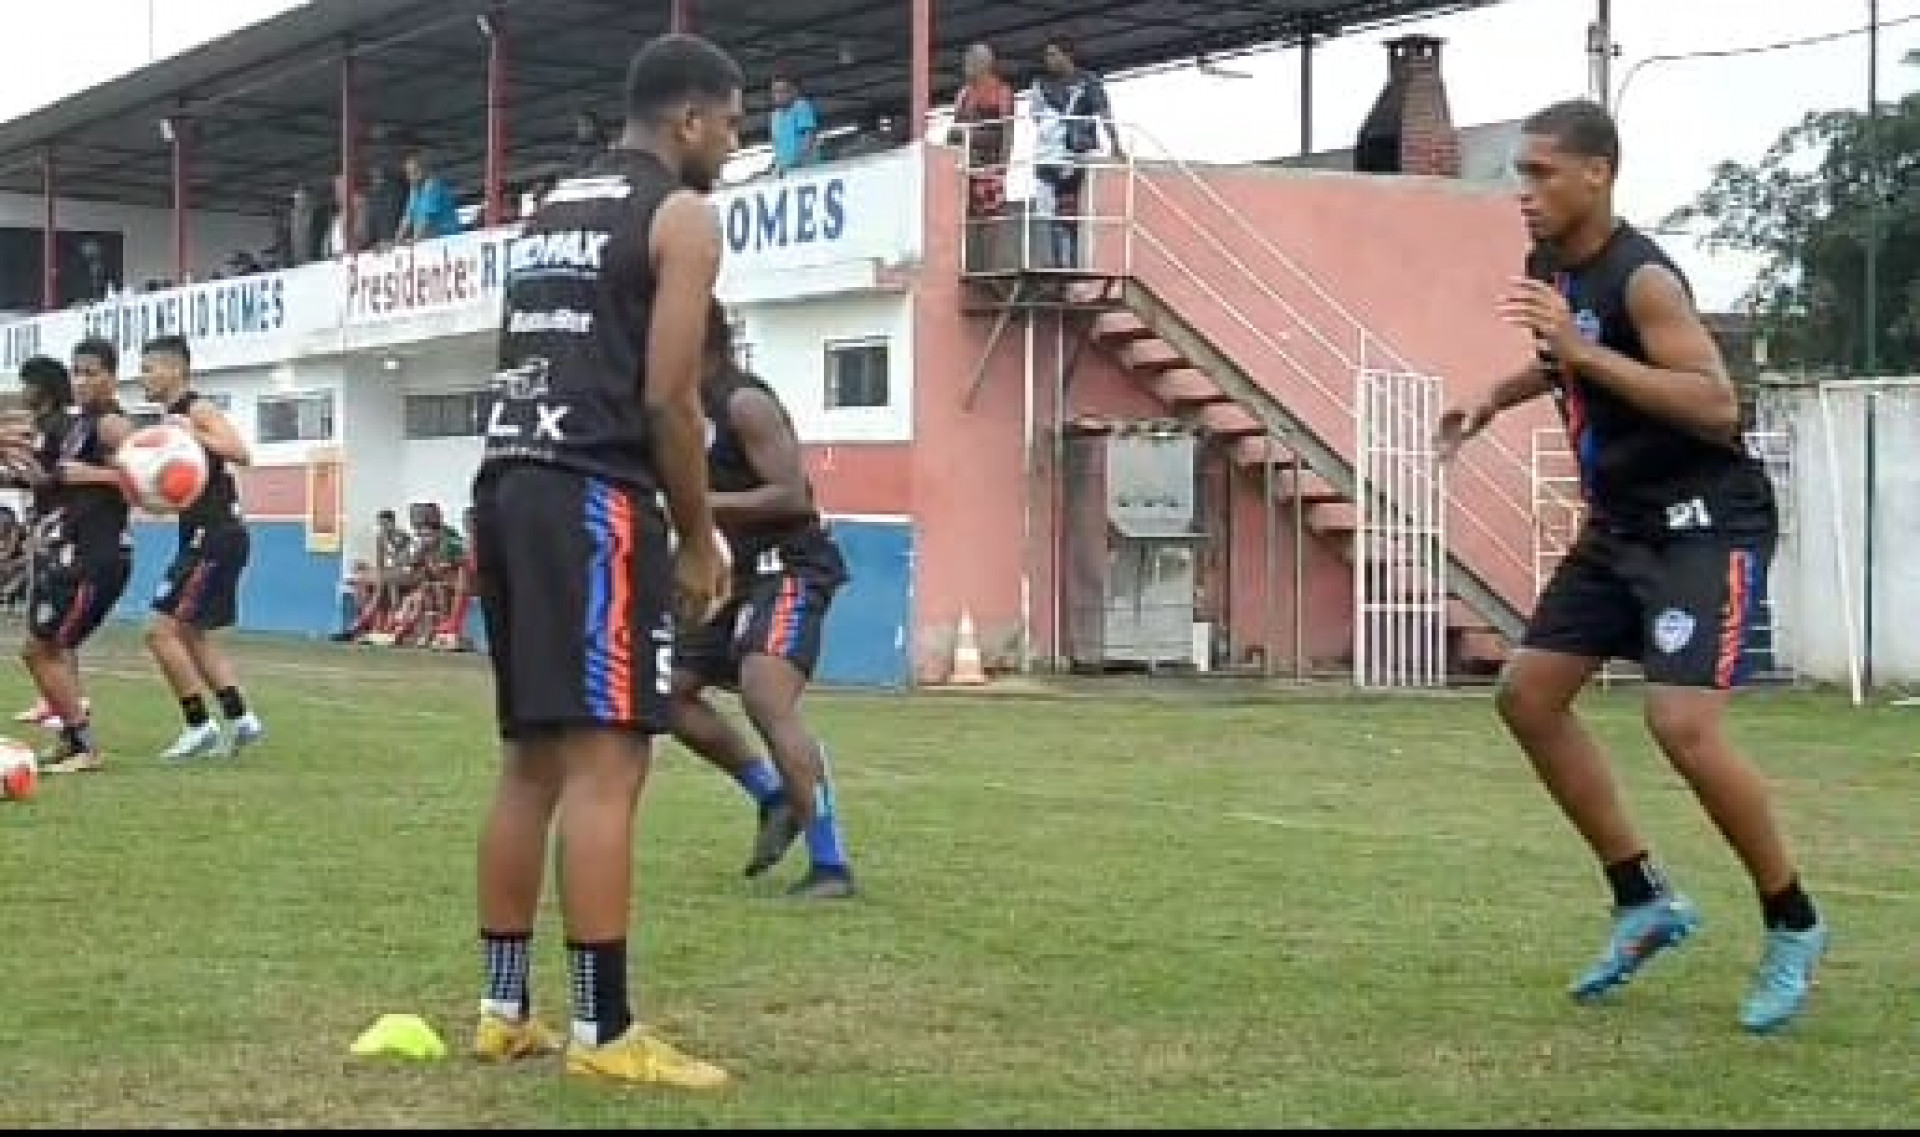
[951, 44, 1015, 221]
[395, 150, 464, 243]
[366, 163, 410, 247]
[326, 174, 370, 258]
[770, 74, 820, 175]
[286, 184, 325, 266]
[1030, 38, 1125, 269]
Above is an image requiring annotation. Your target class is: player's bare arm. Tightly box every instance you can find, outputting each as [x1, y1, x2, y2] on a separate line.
[184, 399, 252, 466]
[711, 388, 811, 525]
[646, 189, 723, 545]
[55, 412, 135, 489]
[1502, 266, 1738, 440]
[1436, 363, 1552, 460]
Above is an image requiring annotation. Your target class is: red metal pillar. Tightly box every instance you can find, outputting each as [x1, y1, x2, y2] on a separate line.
[40, 147, 57, 311]
[170, 116, 190, 284]
[483, 11, 508, 227]
[340, 45, 359, 257]
[669, 0, 695, 33]
[909, 0, 932, 140]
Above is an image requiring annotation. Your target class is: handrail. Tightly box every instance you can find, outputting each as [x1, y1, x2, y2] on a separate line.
[948, 115, 1536, 587]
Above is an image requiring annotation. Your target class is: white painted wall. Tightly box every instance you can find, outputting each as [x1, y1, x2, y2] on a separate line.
[1758, 380, 1920, 687]
[0, 192, 274, 294]
[736, 292, 913, 443]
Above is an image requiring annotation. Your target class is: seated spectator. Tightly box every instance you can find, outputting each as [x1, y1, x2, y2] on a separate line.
[383, 503, 464, 646]
[333, 508, 413, 643]
[394, 150, 465, 243]
[431, 505, 479, 651]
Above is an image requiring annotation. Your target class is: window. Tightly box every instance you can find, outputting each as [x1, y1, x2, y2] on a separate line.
[403, 390, 487, 439]
[256, 391, 335, 444]
[824, 338, 890, 409]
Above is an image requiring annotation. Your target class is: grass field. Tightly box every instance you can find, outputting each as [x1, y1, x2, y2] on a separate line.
[0, 626, 1912, 1128]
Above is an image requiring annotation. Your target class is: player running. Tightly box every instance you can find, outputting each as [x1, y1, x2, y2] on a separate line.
[671, 306, 856, 899]
[1438, 98, 1826, 1033]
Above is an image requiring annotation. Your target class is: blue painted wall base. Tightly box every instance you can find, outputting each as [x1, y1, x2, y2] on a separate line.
[102, 518, 915, 688]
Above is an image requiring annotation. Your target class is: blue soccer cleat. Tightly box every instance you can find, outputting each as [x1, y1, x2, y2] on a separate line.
[1569, 894, 1701, 1003]
[1739, 922, 1828, 1034]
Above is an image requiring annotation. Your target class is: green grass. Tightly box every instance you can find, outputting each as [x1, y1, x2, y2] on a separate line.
[0, 627, 1913, 1128]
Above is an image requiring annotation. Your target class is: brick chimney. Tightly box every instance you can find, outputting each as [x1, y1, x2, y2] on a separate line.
[1389, 34, 1461, 177]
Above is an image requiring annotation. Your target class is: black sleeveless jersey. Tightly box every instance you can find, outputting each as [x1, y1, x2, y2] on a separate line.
[702, 366, 844, 581]
[483, 149, 683, 492]
[168, 391, 244, 539]
[34, 402, 132, 556]
[1526, 223, 1774, 538]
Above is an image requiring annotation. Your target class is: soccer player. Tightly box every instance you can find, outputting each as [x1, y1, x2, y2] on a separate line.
[469, 33, 738, 1088]
[139, 335, 265, 761]
[1437, 99, 1826, 1034]
[672, 306, 856, 899]
[4, 349, 133, 773]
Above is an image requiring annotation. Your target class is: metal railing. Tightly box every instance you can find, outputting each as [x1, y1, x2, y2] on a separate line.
[949, 116, 1536, 610]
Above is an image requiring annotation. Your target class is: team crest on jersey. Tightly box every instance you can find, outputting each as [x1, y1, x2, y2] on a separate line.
[1651, 608, 1695, 655]
[1573, 309, 1602, 342]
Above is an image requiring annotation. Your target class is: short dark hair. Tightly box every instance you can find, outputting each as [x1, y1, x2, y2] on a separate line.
[1522, 99, 1620, 173]
[71, 335, 117, 375]
[625, 33, 745, 122]
[19, 355, 73, 407]
[142, 335, 192, 367]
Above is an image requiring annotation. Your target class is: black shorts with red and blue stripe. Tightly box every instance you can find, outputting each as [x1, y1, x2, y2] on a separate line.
[1522, 522, 1774, 689]
[152, 524, 249, 631]
[471, 462, 673, 740]
[31, 544, 131, 649]
[674, 556, 845, 691]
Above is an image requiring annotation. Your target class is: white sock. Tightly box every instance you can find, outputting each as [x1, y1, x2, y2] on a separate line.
[480, 998, 522, 1022]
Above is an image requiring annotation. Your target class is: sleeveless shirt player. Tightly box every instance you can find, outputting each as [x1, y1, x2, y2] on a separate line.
[167, 392, 244, 540]
[1525, 223, 1774, 538]
[701, 366, 846, 584]
[33, 403, 131, 560]
[484, 150, 681, 493]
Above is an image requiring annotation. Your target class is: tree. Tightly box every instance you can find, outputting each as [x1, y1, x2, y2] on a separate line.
[1664, 91, 1920, 376]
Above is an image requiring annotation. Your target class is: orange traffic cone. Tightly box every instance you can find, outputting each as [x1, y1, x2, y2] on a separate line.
[948, 609, 988, 686]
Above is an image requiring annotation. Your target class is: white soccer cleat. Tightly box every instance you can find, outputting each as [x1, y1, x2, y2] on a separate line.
[160, 720, 224, 763]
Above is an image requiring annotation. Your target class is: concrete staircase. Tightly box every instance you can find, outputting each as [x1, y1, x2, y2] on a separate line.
[1087, 276, 1521, 670]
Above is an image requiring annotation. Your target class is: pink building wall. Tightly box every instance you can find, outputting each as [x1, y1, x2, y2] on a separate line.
[908, 146, 1557, 682]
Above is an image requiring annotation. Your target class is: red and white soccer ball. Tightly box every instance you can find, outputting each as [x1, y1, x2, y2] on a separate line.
[0, 739, 37, 802]
[114, 423, 210, 514]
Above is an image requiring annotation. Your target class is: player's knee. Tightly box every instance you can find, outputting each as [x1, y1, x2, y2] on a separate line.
[1495, 672, 1563, 732]
[145, 618, 181, 653]
[1643, 693, 1721, 765]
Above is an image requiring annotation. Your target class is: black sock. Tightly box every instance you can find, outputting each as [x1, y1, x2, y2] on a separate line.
[480, 929, 532, 1019]
[1603, 852, 1668, 909]
[1761, 878, 1819, 932]
[61, 720, 93, 754]
[566, 939, 632, 1047]
[215, 686, 247, 720]
[180, 694, 209, 727]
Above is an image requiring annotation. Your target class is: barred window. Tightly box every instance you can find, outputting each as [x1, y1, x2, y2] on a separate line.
[824, 338, 889, 409]
[403, 390, 487, 439]
[256, 391, 335, 444]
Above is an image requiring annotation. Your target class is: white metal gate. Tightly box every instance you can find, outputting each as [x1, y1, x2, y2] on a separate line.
[1353, 369, 1448, 688]
[1743, 424, 1798, 685]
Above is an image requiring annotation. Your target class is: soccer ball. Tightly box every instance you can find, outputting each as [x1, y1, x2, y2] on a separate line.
[0, 740, 37, 802]
[115, 423, 210, 514]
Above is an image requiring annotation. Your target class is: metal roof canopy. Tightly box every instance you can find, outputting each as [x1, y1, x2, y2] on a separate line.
[0, 0, 1506, 218]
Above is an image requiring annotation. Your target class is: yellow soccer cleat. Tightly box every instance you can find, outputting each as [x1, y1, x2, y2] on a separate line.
[472, 1011, 563, 1061]
[564, 1026, 731, 1090]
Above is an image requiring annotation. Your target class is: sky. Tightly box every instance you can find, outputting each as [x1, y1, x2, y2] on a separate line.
[0, 0, 1915, 310]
